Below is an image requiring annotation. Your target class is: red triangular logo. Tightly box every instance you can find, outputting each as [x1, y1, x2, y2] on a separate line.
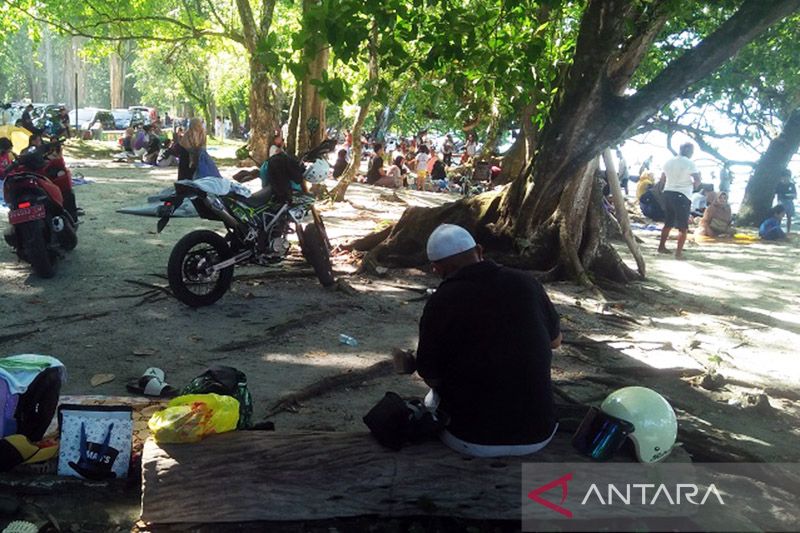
[527, 472, 573, 518]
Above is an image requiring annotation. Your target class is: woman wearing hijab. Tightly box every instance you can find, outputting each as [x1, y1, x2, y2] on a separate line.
[696, 191, 733, 238]
[176, 118, 206, 181]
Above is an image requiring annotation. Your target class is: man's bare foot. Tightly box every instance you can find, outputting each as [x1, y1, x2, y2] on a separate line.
[658, 247, 671, 254]
[675, 252, 686, 260]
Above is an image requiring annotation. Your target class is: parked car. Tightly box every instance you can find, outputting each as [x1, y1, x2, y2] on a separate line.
[111, 109, 131, 130]
[67, 108, 116, 132]
[128, 106, 158, 124]
[1, 102, 26, 126]
[32, 104, 68, 134]
[112, 108, 147, 129]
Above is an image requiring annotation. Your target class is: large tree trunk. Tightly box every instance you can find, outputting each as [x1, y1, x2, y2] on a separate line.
[236, 0, 279, 162]
[229, 105, 242, 139]
[493, 132, 526, 186]
[297, 13, 329, 155]
[43, 25, 55, 101]
[602, 149, 646, 277]
[348, 0, 800, 283]
[737, 108, 800, 226]
[247, 57, 282, 161]
[477, 103, 502, 160]
[494, 103, 537, 185]
[330, 98, 370, 203]
[109, 52, 125, 109]
[329, 21, 379, 203]
[69, 37, 86, 109]
[287, 85, 301, 156]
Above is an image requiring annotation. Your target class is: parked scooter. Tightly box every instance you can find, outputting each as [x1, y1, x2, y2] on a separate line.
[2, 140, 78, 278]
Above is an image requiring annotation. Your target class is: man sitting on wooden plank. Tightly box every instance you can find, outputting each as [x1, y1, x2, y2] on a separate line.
[416, 224, 562, 458]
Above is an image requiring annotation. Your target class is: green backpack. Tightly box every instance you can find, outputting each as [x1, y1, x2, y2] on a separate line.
[180, 365, 253, 429]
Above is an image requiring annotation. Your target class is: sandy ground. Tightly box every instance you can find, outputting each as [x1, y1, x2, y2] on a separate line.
[1, 140, 799, 529]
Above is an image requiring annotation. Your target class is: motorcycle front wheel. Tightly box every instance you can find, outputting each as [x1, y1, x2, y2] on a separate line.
[299, 223, 335, 287]
[167, 230, 234, 307]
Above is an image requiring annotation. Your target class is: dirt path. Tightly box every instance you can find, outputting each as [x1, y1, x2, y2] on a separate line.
[1, 141, 799, 528]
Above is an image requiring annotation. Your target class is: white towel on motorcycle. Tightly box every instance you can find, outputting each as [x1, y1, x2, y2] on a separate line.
[177, 177, 252, 198]
[118, 177, 250, 218]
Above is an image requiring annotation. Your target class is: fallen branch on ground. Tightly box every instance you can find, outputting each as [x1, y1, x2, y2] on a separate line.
[124, 279, 173, 297]
[264, 359, 395, 418]
[234, 270, 317, 282]
[0, 329, 39, 346]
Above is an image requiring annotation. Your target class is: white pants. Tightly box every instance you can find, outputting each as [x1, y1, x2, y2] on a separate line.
[424, 389, 558, 458]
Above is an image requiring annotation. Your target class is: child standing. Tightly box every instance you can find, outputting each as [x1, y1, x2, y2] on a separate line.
[414, 145, 430, 190]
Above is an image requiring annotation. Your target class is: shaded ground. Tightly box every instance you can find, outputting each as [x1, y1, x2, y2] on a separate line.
[1, 140, 799, 531]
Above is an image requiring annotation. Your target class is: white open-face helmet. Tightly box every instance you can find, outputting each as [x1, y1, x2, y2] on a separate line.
[572, 386, 678, 463]
[303, 158, 329, 183]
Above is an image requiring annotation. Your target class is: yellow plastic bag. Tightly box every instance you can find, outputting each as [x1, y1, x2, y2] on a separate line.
[148, 393, 240, 443]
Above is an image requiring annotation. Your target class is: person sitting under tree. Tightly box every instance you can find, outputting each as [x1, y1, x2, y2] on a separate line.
[332, 149, 348, 179]
[759, 205, 787, 241]
[365, 142, 386, 185]
[695, 192, 733, 238]
[415, 224, 562, 457]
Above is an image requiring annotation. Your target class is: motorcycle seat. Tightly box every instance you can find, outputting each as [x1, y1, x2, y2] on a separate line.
[236, 185, 274, 208]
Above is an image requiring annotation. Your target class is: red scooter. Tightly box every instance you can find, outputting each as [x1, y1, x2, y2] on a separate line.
[2, 141, 78, 278]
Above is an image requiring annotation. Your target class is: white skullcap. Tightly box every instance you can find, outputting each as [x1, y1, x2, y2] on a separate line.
[426, 224, 477, 262]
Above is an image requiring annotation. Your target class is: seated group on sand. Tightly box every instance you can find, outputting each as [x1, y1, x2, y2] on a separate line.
[694, 191, 733, 239]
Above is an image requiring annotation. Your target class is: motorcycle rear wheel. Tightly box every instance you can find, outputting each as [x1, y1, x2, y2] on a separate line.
[168, 230, 234, 307]
[300, 223, 335, 287]
[18, 220, 57, 278]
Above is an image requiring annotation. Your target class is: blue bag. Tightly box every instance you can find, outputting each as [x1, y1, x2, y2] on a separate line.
[194, 149, 222, 179]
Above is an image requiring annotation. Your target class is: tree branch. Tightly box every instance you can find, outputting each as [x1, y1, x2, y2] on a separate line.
[606, 6, 669, 95]
[235, 0, 258, 52]
[6, 0, 239, 44]
[203, 0, 232, 37]
[621, 0, 800, 131]
[637, 120, 757, 167]
[259, 0, 277, 34]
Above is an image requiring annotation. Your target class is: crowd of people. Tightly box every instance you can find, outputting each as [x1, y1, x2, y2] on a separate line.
[116, 122, 179, 168]
[632, 142, 796, 253]
[332, 130, 491, 193]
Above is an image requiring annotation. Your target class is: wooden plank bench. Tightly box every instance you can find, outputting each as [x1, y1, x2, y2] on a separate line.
[141, 430, 691, 525]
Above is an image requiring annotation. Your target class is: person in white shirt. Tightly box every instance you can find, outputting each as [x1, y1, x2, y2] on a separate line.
[657, 143, 701, 259]
[415, 145, 431, 190]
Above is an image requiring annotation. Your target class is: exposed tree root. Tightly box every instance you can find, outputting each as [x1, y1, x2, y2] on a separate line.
[356, 190, 510, 272]
[345, 163, 643, 286]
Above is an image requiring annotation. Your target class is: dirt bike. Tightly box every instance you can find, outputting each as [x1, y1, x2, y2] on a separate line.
[2, 140, 78, 278]
[155, 140, 336, 307]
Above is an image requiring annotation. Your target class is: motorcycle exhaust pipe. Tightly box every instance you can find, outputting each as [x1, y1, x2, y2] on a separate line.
[205, 198, 242, 229]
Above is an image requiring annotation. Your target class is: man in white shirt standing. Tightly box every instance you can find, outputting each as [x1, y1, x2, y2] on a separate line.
[658, 143, 701, 259]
